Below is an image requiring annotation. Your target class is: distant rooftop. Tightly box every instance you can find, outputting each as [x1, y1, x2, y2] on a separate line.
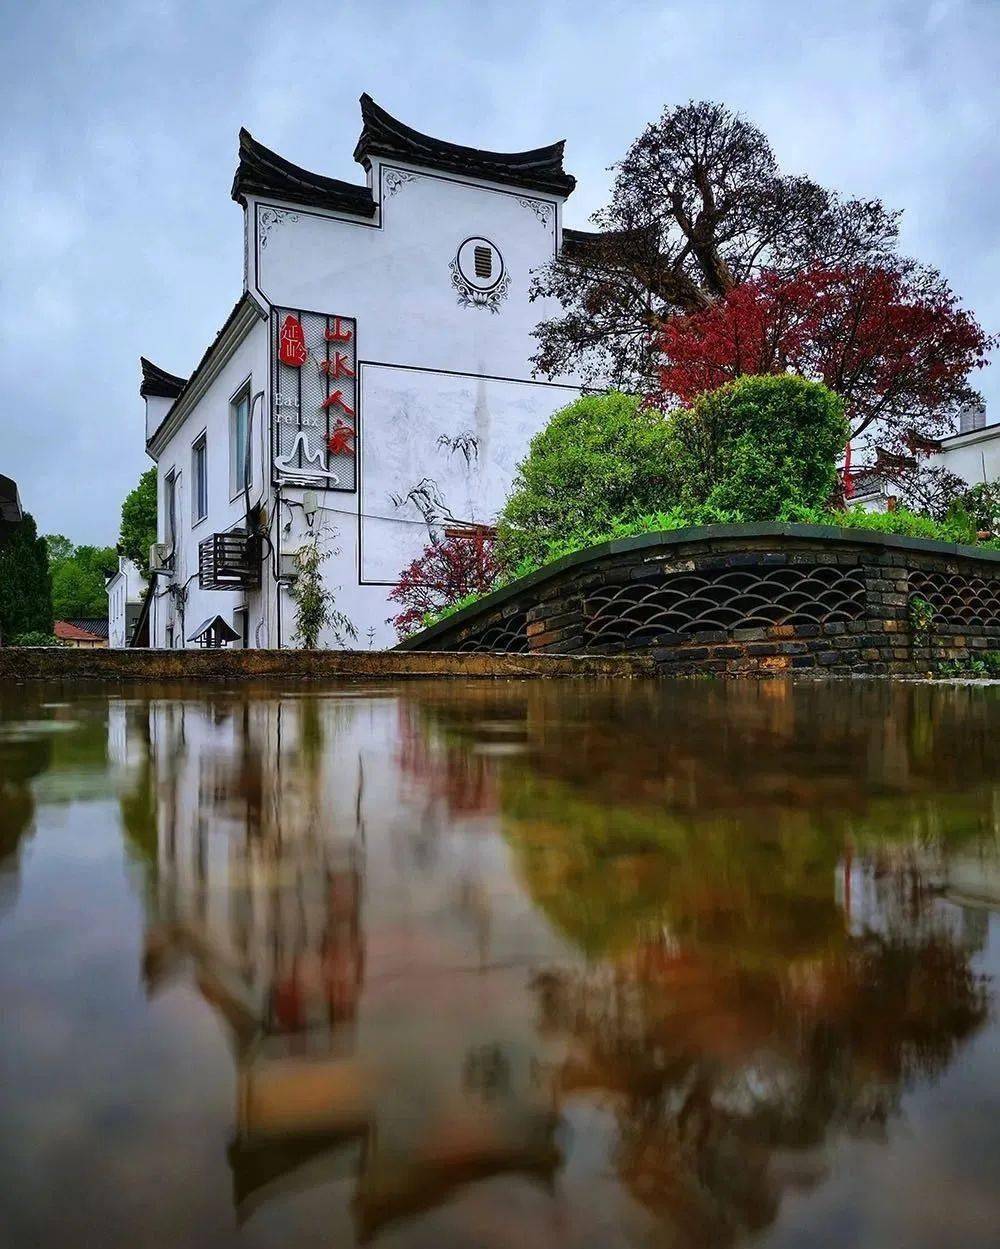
[55, 619, 108, 642]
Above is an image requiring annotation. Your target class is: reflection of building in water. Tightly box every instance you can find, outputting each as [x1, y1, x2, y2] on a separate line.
[121, 690, 561, 1239]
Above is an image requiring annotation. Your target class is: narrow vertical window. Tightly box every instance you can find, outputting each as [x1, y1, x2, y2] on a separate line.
[164, 469, 177, 550]
[192, 434, 208, 524]
[231, 387, 251, 496]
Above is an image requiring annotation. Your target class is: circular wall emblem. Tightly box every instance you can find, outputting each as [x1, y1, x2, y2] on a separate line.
[456, 237, 505, 292]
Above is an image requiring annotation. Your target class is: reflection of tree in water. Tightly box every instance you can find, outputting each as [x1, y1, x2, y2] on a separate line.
[0, 686, 54, 914]
[533, 913, 986, 1247]
[396, 699, 499, 819]
[407, 678, 997, 1247]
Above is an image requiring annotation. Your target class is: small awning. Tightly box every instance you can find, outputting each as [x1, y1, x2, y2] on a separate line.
[189, 615, 241, 644]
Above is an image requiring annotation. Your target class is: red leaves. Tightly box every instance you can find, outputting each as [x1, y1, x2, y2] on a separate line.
[388, 530, 499, 639]
[659, 262, 995, 444]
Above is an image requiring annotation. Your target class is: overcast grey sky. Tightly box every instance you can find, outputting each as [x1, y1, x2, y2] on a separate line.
[1, 0, 997, 543]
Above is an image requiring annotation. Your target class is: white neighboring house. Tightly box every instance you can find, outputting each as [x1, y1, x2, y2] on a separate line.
[138, 93, 589, 650]
[106, 556, 148, 648]
[931, 406, 1000, 490]
[847, 405, 1000, 512]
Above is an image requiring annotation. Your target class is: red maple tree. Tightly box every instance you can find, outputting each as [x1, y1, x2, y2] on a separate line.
[659, 261, 994, 451]
[388, 530, 499, 639]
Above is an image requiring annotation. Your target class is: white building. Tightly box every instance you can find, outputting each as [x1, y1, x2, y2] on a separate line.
[932, 404, 1000, 489]
[106, 556, 147, 649]
[135, 94, 584, 650]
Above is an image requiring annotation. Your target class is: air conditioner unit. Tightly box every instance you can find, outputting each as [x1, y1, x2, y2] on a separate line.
[198, 530, 262, 590]
[148, 542, 172, 574]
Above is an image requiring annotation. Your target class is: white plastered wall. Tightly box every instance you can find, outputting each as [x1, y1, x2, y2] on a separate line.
[149, 321, 270, 648]
[248, 156, 582, 647]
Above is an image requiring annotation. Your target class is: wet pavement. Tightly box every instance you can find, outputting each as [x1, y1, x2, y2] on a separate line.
[1, 677, 998, 1248]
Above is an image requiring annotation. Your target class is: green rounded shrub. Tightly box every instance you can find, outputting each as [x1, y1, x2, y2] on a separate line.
[495, 392, 678, 572]
[672, 375, 848, 520]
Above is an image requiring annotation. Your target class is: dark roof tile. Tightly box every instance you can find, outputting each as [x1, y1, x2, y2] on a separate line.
[354, 94, 575, 197]
[140, 357, 186, 400]
[232, 128, 376, 217]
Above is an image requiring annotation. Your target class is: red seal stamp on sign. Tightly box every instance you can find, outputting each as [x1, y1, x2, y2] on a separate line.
[279, 314, 307, 367]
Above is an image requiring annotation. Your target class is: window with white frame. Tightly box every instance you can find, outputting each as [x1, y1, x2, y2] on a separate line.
[164, 469, 177, 551]
[230, 386, 251, 497]
[192, 433, 208, 525]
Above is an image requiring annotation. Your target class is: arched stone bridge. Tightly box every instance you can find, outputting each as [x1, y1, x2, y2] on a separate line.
[397, 523, 1000, 676]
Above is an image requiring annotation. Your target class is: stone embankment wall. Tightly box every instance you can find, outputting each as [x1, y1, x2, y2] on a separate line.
[399, 524, 1000, 677]
[0, 648, 654, 683]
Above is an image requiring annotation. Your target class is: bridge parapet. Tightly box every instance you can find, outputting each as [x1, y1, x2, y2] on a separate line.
[398, 523, 1000, 676]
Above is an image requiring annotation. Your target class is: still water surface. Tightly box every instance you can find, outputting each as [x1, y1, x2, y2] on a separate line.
[1, 678, 999, 1248]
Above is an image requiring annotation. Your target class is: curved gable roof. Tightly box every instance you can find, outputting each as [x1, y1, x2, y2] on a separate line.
[140, 357, 187, 400]
[231, 128, 376, 218]
[353, 93, 575, 197]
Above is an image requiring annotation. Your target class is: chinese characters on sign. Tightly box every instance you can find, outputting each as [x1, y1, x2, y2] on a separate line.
[278, 315, 307, 366]
[272, 309, 357, 489]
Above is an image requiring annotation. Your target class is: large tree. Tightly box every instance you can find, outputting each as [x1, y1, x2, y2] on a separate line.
[532, 100, 900, 392]
[46, 538, 117, 618]
[658, 261, 994, 449]
[0, 513, 53, 641]
[118, 467, 157, 578]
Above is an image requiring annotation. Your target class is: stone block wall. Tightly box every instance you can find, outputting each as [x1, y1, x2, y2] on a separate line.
[399, 524, 1000, 676]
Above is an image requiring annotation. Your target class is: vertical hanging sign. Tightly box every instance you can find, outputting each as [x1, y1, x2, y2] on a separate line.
[272, 309, 357, 490]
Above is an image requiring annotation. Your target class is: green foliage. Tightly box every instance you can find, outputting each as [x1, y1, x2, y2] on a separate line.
[46, 538, 117, 619]
[908, 595, 936, 637]
[961, 479, 1000, 534]
[938, 652, 1000, 679]
[44, 534, 73, 564]
[495, 392, 679, 572]
[0, 513, 53, 641]
[781, 501, 999, 548]
[8, 631, 65, 647]
[671, 375, 848, 520]
[414, 378, 995, 636]
[119, 467, 158, 577]
[423, 498, 1000, 634]
[289, 528, 357, 649]
[496, 378, 845, 577]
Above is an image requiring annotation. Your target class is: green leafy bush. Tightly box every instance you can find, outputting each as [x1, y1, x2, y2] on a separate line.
[416, 378, 996, 635]
[962, 480, 1000, 534]
[780, 502, 998, 548]
[495, 392, 679, 572]
[938, 652, 1000, 679]
[8, 631, 65, 647]
[671, 375, 848, 520]
[496, 378, 846, 576]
